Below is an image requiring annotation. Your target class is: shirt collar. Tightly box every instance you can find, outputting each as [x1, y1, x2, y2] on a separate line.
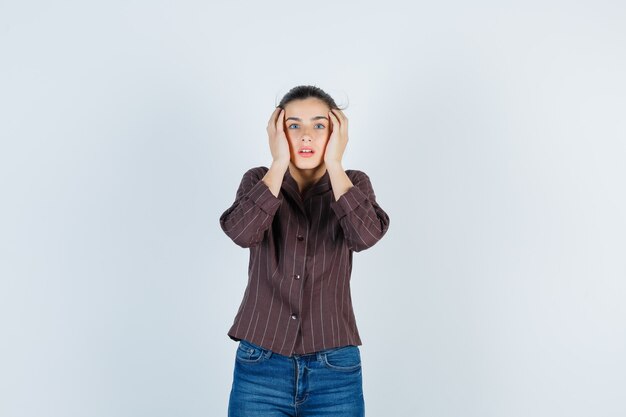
[283, 166, 331, 198]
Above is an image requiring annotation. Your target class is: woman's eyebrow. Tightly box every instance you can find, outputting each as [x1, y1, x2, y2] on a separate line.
[285, 116, 329, 122]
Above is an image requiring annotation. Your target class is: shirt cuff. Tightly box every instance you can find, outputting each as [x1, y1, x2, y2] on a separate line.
[330, 185, 369, 219]
[245, 178, 282, 215]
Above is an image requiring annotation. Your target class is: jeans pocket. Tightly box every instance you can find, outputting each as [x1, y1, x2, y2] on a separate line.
[321, 345, 362, 371]
[236, 339, 269, 364]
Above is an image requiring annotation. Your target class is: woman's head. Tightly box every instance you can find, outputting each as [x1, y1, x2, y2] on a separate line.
[277, 85, 342, 110]
[277, 86, 345, 173]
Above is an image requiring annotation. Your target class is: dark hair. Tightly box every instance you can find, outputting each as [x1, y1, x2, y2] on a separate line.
[276, 85, 347, 110]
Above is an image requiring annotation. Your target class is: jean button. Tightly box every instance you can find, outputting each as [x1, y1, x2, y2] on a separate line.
[291, 314, 297, 320]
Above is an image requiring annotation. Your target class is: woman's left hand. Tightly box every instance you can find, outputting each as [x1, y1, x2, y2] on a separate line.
[324, 108, 349, 166]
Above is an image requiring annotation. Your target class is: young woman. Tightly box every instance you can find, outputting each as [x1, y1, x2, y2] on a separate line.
[219, 85, 390, 417]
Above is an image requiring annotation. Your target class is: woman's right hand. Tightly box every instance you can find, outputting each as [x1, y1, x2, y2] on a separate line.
[266, 107, 291, 166]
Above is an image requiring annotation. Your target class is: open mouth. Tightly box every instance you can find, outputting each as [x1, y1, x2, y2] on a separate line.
[298, 147, 315, 158]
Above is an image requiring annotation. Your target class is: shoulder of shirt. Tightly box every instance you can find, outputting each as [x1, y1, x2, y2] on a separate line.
[243, 166, 270, 179]
[243, 166, 368, 182]
[345, 168, 370, 182]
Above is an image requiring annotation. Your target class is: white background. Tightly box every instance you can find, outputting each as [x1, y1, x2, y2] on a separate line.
[1, 1, 625, 416]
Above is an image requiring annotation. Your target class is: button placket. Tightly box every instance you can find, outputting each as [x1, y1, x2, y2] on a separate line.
[288, 221, 306, 347]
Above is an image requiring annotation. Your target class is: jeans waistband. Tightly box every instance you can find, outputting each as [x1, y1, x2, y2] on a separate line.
[239, 338, 358, 360]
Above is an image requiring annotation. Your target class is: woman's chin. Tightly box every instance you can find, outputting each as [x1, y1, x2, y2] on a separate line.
[291, 158, 324, 171]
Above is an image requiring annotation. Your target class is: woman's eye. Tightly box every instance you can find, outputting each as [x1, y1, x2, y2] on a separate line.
[288, 124, 299, 129]
[315, 124, 325, 129]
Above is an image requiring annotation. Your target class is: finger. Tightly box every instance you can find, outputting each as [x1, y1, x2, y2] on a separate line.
[332, 110, 349, 135]
[274, 107, 284, 127]
[268, 107, 282, 129]
[276, 109, 285, 132]
[331, 108, 348, 126]
[328, 110, 341, 130]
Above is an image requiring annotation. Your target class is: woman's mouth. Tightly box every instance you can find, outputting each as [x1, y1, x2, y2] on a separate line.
[298, 147, 315, 158]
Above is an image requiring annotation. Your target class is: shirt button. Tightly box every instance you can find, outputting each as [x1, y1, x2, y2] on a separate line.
[296, 235, 304, 241]
[291, 314, 297, 320]
[294, 274, 301, 280]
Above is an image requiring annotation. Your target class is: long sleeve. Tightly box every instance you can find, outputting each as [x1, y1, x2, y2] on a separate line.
[329, 170, 390, 252]
[219, 167, 282, 248]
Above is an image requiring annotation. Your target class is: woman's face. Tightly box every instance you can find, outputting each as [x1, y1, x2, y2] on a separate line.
[283, 97, 331, 171]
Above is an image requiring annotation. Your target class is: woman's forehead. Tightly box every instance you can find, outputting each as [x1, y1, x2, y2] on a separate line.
[285, 98, 329, 116]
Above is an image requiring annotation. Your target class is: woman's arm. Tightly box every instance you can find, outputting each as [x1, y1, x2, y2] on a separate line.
[324, 108, 390, 252]
[262, 160, 289, 197]
[329, 169, 390, 252]
[219, 166, 282, 248]
[326, 161, 354, 201]
[220, 107, 290, 248]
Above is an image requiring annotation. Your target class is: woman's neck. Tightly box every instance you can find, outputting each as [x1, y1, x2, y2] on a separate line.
[288, 163, 327, 194]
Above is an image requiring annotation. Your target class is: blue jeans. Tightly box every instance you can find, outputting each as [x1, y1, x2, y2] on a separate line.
[228, 339, 365, 417]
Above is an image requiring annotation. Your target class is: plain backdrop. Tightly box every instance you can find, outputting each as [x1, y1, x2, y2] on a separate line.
[1, 1, 625, 416]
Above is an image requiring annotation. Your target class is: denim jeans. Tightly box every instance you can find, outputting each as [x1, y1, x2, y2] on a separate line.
[228, 339, 365, 417]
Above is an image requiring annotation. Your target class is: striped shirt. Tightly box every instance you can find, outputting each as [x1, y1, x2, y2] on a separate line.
[219, 166, 390, 356]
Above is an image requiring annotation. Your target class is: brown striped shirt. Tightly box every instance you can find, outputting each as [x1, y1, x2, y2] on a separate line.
[219, 166, 390, 356]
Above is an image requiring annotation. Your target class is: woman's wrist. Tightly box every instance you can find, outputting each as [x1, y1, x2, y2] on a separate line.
[270, 159, 290, 171]
[324, 160, 344, 171]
